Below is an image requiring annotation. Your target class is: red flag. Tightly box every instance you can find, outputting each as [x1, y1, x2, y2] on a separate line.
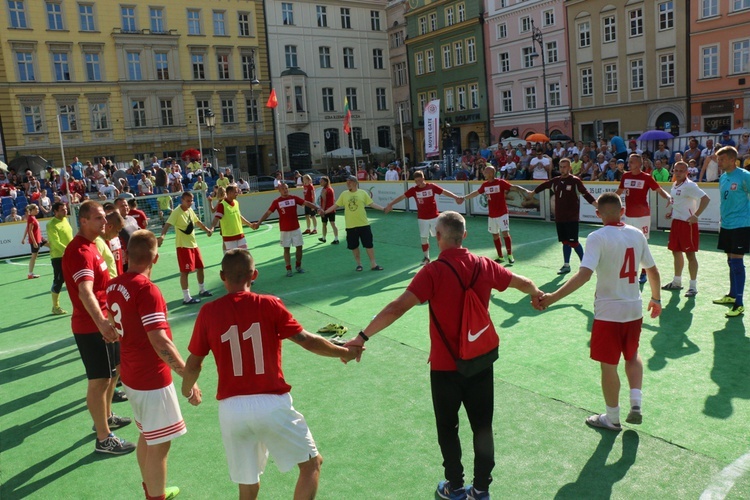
[266, 89, 278, 108]
[343, 98, 351, 134]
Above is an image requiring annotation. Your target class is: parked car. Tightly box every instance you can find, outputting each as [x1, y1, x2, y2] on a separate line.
[410, 160, 445, 180]
[256, 176, 296, 192]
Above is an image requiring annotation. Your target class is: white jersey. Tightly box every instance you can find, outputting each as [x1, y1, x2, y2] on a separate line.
[670, 179, 707, 221]
[581, 223, 655, 322]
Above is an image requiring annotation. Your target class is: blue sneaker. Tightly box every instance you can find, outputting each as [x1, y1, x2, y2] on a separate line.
[436, 480, 467, 500]
[467, 486, 490, 500]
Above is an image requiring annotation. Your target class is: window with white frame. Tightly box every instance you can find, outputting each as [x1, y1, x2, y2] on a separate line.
[187, 9, 201, 35]
[429, 12, 437, 31]
[660, 53, 675, 84]
[238, 12, 251, 36]
[9, 1, 27, 28]
[79, 3, 95, 31]
[391, 31, 403, 48]
[416, 52, 424, 75]
[603, 15, 616, 43]
[195, 99, 210, 124]
[47, 2, 64, 30]
[499, 52, 510, 73]
[322, 87, 334, 111]
[84, 52, 101, 81]
[285, 45, 297, 68]
[52, 51, 71, 81]
[525, 86, 537, 109]
[371, 10, 380, 30]
[241, 54, 253, 80]
[417, 93, 426, 116]
[192, 53, 205, 79]
[213, 11, 226, 35]
[317, 6, 327, 27]
[419, 16, 427, 35]
[393, 62, 406, 86]
[578, 21, 591, 48]
[467, 38, 476, 63]
[546, 41, 558, 63]
[521, 16, 531, 33]
[246, 96, 258, 122]
[160, 99, 174, 126]
[282, 3, 293, 25]
[16, 50, 34, 81]
[457, 85, 466, 110]
[469, 83, 479, 108]
[23, 103, 43, 133]
[630, 59, 644, 89]
[121, 6, 136, 32]
[497, 23, 507, 39]
[155, 52, 169, 80]
[127, 51, 141, 80]
[58, 103, 77, 131]
[702, 45, 718, 78]
[373, 48, 384, 69]
[581, 67, 593, 96]
[343, 47, 355, 68]
[345, 87, 358, 110]
[319, 47, 331, 68]
[217, 53, 230, 79]
[442, 45, 451, 68]
[296, 86, 306, 112]
[629, 8, 643, 37]
[376, 88, 387, 110]
[522, 47, 534, 68]
[454, 41, 464, 66]
[150, 7, 165, 33]
[429, 90, 437, 102]
[91, 102, 109, 130]
[426, 49, 434, 72]
[605, 63, 618, 93]
[131, 100, 146, 127]
[543, 9, 555, 26]
[702, 0, 718, 17]
[221, 98, 235, 123]
[734, 0, 750, 11]
[458, 3, 465, 22]
[659, 2, 674, 30]
[502, 90, 512, 113]
[445, 88, 454, 111]
[733, 40, 750, 74]
[446, 7, 454, 26]
[341, 8, 351, 29]
[548, 82, 561, 107]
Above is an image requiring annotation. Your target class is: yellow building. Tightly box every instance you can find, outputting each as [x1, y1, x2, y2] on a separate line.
[0, 0, 274, 175]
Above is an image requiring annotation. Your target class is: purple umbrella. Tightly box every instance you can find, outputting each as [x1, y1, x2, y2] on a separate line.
[637, 130, 674, 141]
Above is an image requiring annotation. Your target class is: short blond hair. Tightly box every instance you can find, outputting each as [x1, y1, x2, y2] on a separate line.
[127, 230, 158, 266]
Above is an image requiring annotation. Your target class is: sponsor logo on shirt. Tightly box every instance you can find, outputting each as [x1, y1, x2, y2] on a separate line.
[731, 183, 738, 191]
[625, 179, 646, 189]
[279, 199, 296, 208]
[486, 186, 500, 194]
[416, 189, 433, 199]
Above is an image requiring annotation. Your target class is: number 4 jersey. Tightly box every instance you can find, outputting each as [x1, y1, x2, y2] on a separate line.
[106, 273, 172, 390]
[189, 292, 303, 400]
[580, 223, 655, 322]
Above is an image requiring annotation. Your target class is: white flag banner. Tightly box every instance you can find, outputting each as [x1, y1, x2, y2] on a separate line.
[424, 99, 440, 158]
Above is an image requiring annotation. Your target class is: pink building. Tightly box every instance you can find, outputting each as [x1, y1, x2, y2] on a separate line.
[689, 0, 750, 135]
[485, 0, 571, 142]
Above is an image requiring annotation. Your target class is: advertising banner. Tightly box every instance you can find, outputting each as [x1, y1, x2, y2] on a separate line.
[424, 100, 440, 157]
[358, 182, 408, 210]
[0, 218, 51, 259]
[406, 181, 468, 215]
[579, 182, 621, 223]
[468, 181, 543, 218]
[655, 184, 720, 232]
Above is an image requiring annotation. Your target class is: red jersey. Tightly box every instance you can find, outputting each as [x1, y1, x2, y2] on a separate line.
[26, 215, 41, 244]
[108, 237, 125, 276]
[533, 175, 596, 222]
[129, 208, 148, 229]
[619, 171, 660, 217]
[268, 195, 305, 232]
[407, 248, 512, 371]
[188, 292, 303, 400]
[357, 169, 367, 180]
[106, 273, 172, 390]
[320, 186, 335, 210]
[404, 183, 445, 220]
[477, 179, 512, 217]
[62, 235, 110, 333]
[303, 184, 315, 203]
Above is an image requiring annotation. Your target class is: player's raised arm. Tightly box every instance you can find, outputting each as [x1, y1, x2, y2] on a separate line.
[289, 330, 362, 363]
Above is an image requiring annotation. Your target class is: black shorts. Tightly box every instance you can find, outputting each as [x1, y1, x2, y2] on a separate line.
[51, 257, 64, 293]
[30, 240, 47, 254]
[322, 212, 336, 224]
[74, 333, 120, 380]
[556, 221, 580, 243]
[346, 226, 374, 250]
[718, 227, 750, 255]
[305, 206, 317, 217]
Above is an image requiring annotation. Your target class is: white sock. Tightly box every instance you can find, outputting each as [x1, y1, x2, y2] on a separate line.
[199, 282, 206, 292]
[689, 280, 697, 291]
[605, 405, 620, 424]
[673, 276, 682, 286]
[630, 389, 642, 409]
[182, 289, 191, 301]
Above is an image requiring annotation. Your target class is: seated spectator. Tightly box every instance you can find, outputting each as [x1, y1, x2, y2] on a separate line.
[98, 178, 119, 200]
[653, 142, 671, 163]
[137, 172, 153, 196]
[571, 154, 583, 176]
[500, 159, 517, 180]
[237, 177, 251, 193]
[687, 159, 700, 181]
[627, 140, 643, 156]
[530, 150, 552, 180]
[603, 159, 617, 181]
[642, 155, 654, 174]
[5, 207, 22, 222]
[38, 191, 53, 217]
[192, 174, 208, 193]
[168, 165, 184, 192]
[186, 158, 203, 180]
[614, 159, 626, 181]
[157, 189, 174, 222]
[652, 159, 670, 182]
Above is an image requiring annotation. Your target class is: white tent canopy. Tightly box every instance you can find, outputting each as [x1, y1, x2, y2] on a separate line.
[369, 146, 395, 155]
[325, 147, 363, 158]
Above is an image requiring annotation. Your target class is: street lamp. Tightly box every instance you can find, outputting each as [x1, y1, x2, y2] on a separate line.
[250, 50, 261, 176]
[529, 19, 550, 138]
[205, 109, 217, 170]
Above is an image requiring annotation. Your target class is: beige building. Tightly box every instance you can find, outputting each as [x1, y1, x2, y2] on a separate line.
[565, 0, 688, 141]
[0, 0, 274, 175]
[386, 0, 413, 163]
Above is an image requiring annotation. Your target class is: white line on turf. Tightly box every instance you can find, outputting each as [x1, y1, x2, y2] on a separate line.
[700, 451, 750, 499]
[5, 259, 51, 266]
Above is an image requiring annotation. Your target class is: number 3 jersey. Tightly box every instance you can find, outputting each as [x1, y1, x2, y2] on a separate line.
[580, 223, 655, 322]
[189, 292, 303, 400]
[106, 273, 172, 390]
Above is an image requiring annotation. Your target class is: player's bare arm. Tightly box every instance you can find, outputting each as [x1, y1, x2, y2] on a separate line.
[148, 329, 202, 404]
[79, 280, 118, 342]
[181, 354, 204, 398]
[443, 190, 464, 205]
[368, 202, 386, 211]
[690, 195, 711, 224]
[289, 330, 361, 361]
[508, 274, 543, 310]
[540, 267, 594, 310]
[645, 265, 662, 318]
[346, 291, 421, 354]
[157, 223, 172, 246]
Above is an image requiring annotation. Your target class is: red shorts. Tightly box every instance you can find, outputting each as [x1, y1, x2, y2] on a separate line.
[667, 219, 700, 253]
[176, 247, 204, 273]
[590, 318, 642, 365]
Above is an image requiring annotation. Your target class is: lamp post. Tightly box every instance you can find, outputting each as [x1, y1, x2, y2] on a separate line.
[250, 51, 261, 176]
[530, 19, 550, 138]
[205, 109, 217, 170]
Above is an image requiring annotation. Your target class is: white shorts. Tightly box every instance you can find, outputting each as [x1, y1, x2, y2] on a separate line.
[124, 382, 186, 445]
[224, 238, 248, 253]
[488, 214, 510, 234]
[280, 228, 303, 248]
[625, 216, 651, 240]
[218, 392, 318, 485]
[418, 218, 438, 239]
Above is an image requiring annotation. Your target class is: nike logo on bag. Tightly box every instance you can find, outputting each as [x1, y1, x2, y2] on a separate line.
[468, 324, 491, 342]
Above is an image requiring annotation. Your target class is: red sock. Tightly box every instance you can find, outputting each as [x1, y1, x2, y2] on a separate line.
[296, 261, 301, 268]
[421, 243, 429, 252]
[493, 239, 503, 257]
[504, 235, 513, 254]
[286, 264, 292, 270]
